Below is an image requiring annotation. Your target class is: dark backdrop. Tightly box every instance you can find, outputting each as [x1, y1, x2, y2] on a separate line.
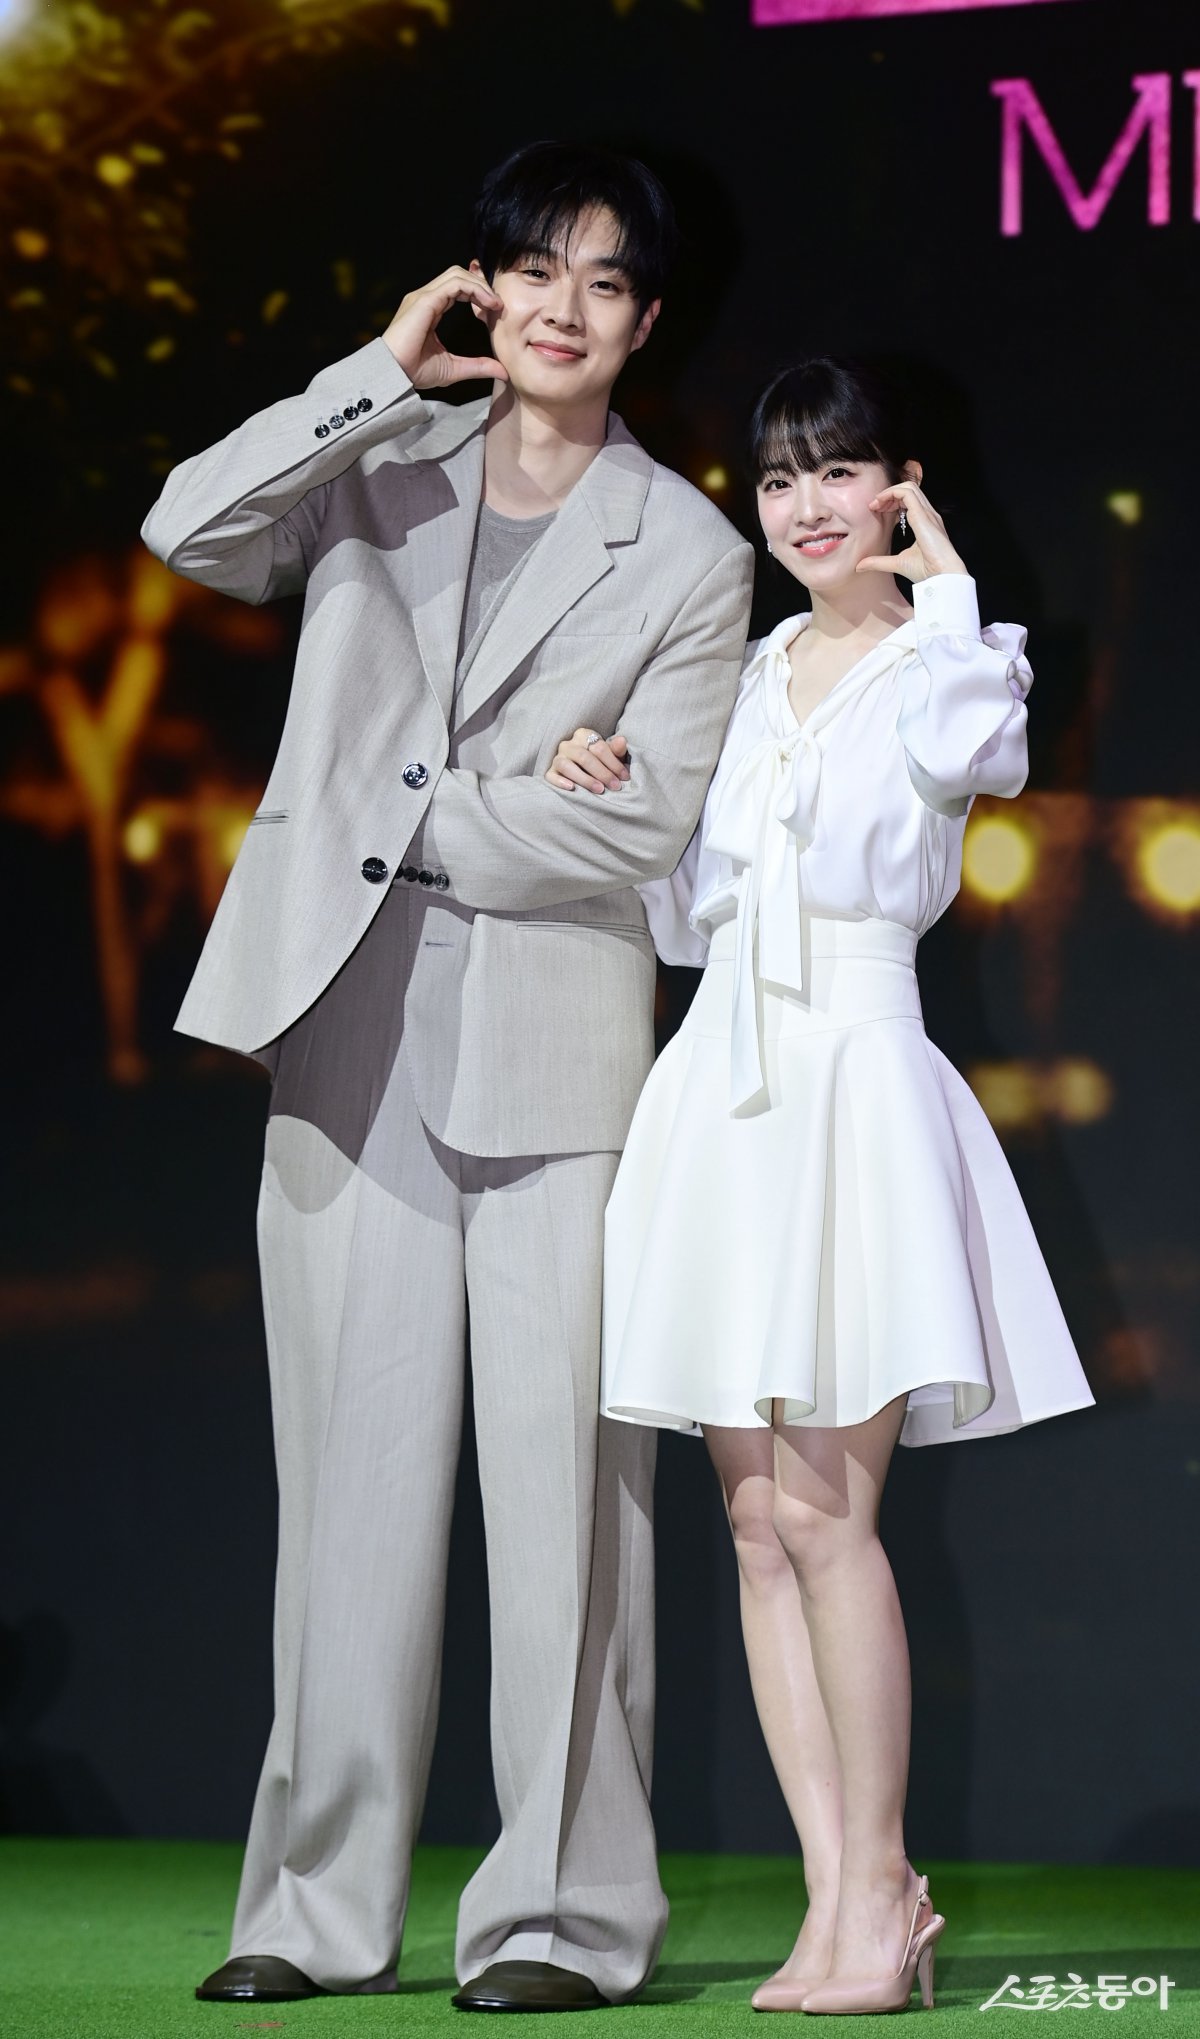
[2, 0, 1197, 1869]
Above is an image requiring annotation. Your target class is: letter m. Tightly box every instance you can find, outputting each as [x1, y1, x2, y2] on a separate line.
[991, 75, 1171, 236]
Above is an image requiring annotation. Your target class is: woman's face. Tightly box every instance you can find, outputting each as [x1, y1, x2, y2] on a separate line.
[756, 456, 914, 593]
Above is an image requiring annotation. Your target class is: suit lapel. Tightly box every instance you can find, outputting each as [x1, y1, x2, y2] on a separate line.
[401, 396, 489, 725]
[454, 413, 653, 727]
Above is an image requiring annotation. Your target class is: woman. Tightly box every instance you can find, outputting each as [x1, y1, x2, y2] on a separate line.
[546, 359, 1094, 2016]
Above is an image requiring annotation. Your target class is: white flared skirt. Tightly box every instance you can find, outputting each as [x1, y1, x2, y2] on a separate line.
[602, 916, 1095, 1445]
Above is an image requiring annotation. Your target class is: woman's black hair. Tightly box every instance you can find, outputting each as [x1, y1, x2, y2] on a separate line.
[473, 140, 678, 314]
[748, 358, 913, 486]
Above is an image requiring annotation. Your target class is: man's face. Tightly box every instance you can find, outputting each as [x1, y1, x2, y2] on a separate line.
[472, 206, 658, 411]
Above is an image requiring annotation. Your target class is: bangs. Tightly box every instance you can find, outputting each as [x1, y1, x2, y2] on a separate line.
[749, 360, 901, 483]
[753, 400, 884, 480]
[494, 193, 636, 286]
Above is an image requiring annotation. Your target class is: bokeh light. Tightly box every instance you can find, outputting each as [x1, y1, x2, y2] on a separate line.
[221, 814, 252, 868]
[1106, 491, 1143, 527]
[962, 812, 1037, 904]
[123, 813, 161, 864]
[1045, 1058, 1114, 1126]
[95, 154, 136, 188]
[1137, 818, 1200, 915]
[968, 1060, 1041, 1130]
[968, 1058, 1115, 1131]
[700, 465, 729, 495]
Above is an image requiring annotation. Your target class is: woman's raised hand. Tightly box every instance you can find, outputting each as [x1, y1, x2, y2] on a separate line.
[382, 267, 510, 391]
[857, 481, 968, 584]
[545, 728, 631, 793]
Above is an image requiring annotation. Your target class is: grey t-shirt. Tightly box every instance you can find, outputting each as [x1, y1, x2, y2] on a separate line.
[456, 502, 556, 699]
[401, 501, 556, 878]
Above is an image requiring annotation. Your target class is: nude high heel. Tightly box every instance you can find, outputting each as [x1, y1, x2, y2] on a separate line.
[752, 1974, 827, 2012]
[797, 1875, 946, 2015]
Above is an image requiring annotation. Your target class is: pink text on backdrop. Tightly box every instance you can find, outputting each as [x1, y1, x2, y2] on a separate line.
[754, 0, 1076, 22]
[992, 74, 1200, 234]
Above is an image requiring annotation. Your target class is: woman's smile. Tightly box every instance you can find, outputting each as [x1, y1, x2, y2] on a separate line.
[793, 532, 847, 558]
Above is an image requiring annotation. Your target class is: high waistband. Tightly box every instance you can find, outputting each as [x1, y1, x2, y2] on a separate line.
[707, 913, 917, 969]
[693, 914, 921, 1101]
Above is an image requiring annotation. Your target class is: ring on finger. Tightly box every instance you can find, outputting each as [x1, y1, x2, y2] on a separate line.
[584, 731, 604, 748]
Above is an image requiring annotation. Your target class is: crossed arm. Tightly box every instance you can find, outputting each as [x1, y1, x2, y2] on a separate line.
[422, 543, 753, 912]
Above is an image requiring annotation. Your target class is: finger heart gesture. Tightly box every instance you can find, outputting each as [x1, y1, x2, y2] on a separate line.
[382, 266, 510, 392]
[856, 482, 968, 584]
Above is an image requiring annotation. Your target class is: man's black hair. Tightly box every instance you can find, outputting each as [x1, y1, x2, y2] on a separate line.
[474, 140, 678, 314]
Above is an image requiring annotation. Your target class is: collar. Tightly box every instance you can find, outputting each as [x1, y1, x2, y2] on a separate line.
[407, 395, 652, 544]
[744, 611, 920, 737]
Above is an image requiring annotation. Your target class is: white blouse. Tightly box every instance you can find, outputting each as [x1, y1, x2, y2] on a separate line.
[639, 574, 1033, 1110]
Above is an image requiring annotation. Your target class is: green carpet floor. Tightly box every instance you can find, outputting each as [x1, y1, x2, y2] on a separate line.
[1, 1843, 1198, 2037]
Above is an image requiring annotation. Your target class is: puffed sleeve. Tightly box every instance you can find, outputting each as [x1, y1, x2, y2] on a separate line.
[898, 575, 1032, 814]
[638, 827, 710, 966]
[636, 635, 770, 966]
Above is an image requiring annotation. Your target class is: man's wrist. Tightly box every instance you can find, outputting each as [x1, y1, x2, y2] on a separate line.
[381, 324, 408, 371]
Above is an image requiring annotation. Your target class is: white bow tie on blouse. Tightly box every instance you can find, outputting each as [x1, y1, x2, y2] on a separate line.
[704, 622, 914, 1111]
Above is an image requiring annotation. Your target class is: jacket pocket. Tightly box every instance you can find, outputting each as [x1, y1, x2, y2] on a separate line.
[517, 919, 651, 939]
[248, 810, 289, 824]
[555, 609, 646, 638]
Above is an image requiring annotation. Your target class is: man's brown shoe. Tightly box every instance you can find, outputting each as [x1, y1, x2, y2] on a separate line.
[453, 1961, 610, 2011]
[196, 1956, 324, 2002]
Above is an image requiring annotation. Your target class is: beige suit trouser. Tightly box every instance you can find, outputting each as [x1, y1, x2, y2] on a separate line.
[230, 888, 665, 1995]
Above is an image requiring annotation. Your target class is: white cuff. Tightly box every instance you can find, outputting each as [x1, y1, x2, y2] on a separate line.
[913, 573, 981, 641]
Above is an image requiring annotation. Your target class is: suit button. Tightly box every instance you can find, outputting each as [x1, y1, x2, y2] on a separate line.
[401, 864, 419, 883]
[361, 856, 388, 883]
[417, 868, 434, 886]
[342, 400, 359, 418]
[314, 423, 330, 439]
[330, 412, 345, 429]
[402, 761, 429, 789]
[357, 395, 373, 412]
[434, 872, 450, 891]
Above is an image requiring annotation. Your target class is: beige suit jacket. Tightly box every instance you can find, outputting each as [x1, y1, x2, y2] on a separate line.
[142, 337, 754, 1154]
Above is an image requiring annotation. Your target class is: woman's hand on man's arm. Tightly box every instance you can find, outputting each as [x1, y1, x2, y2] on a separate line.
[545, 728, 632, 793]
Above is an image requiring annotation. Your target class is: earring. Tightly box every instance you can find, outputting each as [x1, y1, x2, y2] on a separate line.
[765, 541, 774, 557]
[898, 508, 908, 539]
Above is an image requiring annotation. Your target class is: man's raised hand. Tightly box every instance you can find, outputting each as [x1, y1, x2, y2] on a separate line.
[383, 267, 509, 391]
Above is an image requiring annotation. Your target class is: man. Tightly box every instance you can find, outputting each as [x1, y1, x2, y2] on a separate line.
[143, 141, 753, 2010]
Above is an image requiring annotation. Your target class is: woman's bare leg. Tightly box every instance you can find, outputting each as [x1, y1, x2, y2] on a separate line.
[771, 1396, 923, 1979]
[704, 1423, 842, 1982]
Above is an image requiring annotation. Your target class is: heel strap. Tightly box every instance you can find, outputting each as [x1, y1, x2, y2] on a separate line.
[904, 1878, 932, 1958]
